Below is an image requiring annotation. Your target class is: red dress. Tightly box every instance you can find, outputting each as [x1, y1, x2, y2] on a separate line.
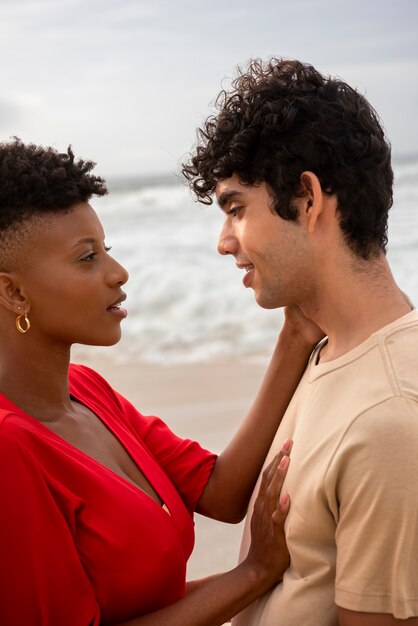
[0, 364, 217, 625]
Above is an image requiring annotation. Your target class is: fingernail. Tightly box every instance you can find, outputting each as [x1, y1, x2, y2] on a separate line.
[282, 438, 292, 452]
[278, 455, 289, 469]
[280, 493, 289, 506]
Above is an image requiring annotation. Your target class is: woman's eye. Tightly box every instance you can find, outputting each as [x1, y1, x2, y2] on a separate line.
[80, 245, 111, 262]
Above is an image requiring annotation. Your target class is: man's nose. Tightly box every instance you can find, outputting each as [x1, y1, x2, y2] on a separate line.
[217, 223, 238, 256]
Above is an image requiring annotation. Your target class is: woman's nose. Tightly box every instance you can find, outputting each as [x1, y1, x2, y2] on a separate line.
[110, 258, 129, 286]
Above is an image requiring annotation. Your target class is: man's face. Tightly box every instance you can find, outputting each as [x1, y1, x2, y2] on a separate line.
[216, 175, 313, 309]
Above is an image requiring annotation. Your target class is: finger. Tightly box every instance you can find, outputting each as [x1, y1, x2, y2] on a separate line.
[263, 454, 280, 486]
[272, 491, 291, 524]
[270, 454, 290, 495]
[265, 439, 293, 484]
[267, 439, 293, 486]
[266, 455, 290, 515]
[259, 454, 279, 496]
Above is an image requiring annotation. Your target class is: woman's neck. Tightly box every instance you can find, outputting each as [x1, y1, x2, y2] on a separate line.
[0, 341, 73, 421]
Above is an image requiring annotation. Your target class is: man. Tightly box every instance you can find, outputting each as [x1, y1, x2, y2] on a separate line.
[182, 58, 418, 625]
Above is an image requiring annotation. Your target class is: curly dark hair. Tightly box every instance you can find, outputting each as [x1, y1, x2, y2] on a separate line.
[0, 138, 107, 233]
[182, 58, 393, 259]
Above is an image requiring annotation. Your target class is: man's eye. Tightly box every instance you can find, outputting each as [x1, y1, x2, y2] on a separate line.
[81, 252, 96, 262]
[227, 206, 242, 217]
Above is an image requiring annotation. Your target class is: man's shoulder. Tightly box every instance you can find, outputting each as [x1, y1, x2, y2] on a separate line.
[378, 308, 418, 344]
[378, 310, 418, 400]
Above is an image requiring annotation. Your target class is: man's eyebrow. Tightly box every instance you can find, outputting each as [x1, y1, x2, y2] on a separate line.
[216, 190, 243, 209]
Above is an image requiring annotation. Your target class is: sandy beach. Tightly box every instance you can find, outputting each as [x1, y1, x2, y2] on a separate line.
[72, 351, 269, 580]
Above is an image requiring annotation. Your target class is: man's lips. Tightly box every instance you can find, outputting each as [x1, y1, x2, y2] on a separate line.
[236, 262, 254, 272]
[236, 263, 255, 288]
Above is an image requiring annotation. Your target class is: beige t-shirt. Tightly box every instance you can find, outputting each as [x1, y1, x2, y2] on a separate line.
[233, 310, 418, 625]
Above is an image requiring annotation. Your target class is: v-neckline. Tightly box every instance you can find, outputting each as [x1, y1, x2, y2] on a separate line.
[68, 392, 164, 502]
[1, 388, 172, 517]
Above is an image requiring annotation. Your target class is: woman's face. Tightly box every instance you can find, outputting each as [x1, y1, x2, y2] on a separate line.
[17, 202, 129, 348]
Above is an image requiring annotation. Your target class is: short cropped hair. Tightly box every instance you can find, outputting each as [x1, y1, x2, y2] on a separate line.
[0, 138, 107, 232]
[182, 58, 393, 259]
[0, 138, 107, 270]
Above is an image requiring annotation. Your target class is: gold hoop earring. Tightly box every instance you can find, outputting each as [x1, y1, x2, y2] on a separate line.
[16, 314, 31, 334]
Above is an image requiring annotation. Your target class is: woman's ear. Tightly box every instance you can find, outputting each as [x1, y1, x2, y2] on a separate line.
[298, 171, 324, 235]
[0, 272, 29, 314]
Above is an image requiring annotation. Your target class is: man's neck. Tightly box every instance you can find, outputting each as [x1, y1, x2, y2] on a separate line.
[300, 254, 413, 363]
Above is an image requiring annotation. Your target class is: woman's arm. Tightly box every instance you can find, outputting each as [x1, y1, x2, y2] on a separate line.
[197, 305, 323, 522]
[116, 455, 290, 626]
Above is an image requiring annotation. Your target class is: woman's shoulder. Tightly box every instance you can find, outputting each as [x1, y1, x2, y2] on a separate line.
[69, 363, 133, 427]
[0, 404, 42, 472]
[0, 393, 31, 438]
[69, 363, 120, 402]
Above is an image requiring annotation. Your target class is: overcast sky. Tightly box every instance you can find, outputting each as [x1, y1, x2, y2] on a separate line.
[0, 0, 417, 177]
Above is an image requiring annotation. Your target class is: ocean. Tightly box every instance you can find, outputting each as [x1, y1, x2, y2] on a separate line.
[74, 155, 418, 364]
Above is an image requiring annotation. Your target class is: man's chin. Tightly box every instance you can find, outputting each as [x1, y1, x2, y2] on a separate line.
[254, 291, 283, 310]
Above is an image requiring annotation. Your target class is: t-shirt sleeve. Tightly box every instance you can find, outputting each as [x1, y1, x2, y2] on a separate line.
[114, 389, 218, 512]
[0, 423, 101, 626]
[328, 396, 418, 619]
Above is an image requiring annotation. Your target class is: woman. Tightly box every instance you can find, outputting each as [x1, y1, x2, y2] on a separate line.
[0, 139, 322, 626]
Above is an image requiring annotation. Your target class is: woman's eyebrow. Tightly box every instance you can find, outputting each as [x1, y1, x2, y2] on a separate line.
[71, 236, 103, 249]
